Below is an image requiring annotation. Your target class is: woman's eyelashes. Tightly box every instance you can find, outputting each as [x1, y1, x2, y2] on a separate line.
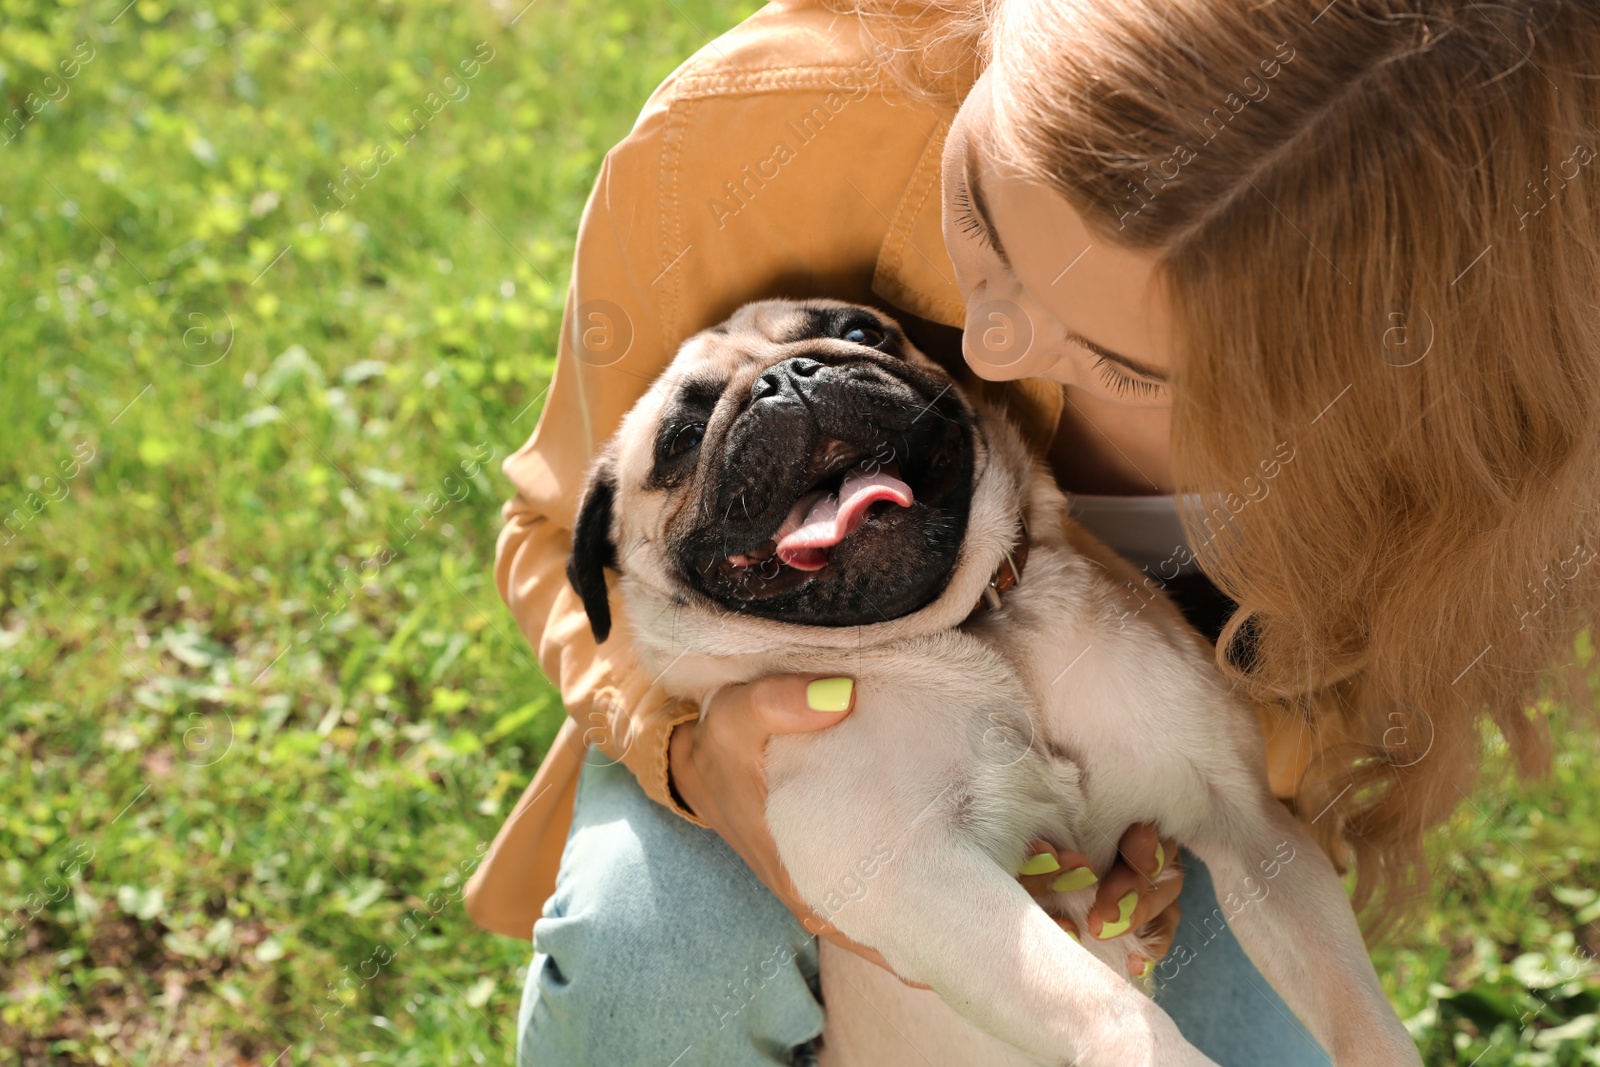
[951, 179, 994, 251]
[1092, 355, 1166, 400]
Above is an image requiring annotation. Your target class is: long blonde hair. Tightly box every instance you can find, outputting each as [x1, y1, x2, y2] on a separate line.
[827, 0, 1600, 933]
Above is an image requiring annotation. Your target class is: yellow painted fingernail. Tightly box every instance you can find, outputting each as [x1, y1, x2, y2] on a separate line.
[1066, 929, 1081, 944]
[806, 677, 854, 712]
[1097, 890, 1139, 939]
[1018, 852, 1061, 876]
[1153, 842, 1165, 876]
[1140, 958, 1155, 978]
[1049, 867, 1098, 893]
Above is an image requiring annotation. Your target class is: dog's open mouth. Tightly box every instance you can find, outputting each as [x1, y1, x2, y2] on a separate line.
[680, 347, 975, 624]
[773, 459, 914, 570]
[724, 437, 917, 575]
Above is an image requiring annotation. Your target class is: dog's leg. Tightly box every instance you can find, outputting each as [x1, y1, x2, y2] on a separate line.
[815, 939, 1045, 1067]
[1185, 793, 1422, 1067]
[807, 840, 1221, 1067]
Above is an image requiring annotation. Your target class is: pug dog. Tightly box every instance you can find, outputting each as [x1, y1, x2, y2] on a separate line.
[565, 299, 1421, 1067]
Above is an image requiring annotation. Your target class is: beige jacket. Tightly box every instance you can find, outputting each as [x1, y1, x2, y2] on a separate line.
[464, 0, 1315, 939]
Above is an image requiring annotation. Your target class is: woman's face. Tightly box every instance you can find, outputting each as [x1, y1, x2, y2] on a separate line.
[941, 71, 1174, 411]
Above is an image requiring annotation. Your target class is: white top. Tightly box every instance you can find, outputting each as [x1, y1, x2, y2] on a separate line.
[1066, 492, 1210, 578]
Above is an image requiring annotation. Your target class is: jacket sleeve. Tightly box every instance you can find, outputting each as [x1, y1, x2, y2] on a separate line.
[495, 498, 704, 822]
[494, 126, 706, 821]
[493, 12, 951, 822]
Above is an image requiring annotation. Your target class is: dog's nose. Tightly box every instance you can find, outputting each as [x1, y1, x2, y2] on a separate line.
[751, 357, 826, 402]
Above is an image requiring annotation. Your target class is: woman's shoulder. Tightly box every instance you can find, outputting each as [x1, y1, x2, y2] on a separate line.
[578, 0, 964, 340]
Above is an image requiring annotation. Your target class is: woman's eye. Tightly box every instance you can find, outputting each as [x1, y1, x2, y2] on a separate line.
[843, 324, 885, 346]
[667, 423, 705, 457]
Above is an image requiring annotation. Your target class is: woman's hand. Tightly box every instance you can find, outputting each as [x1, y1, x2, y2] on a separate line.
[668, 674, 933, 989]
[1016, 823, 1183, 978]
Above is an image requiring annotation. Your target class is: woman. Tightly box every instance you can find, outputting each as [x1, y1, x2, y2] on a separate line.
[465, 0, 1600, 1063]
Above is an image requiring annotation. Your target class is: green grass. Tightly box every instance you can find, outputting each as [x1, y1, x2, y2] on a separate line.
[0, 1, 1595, 1064]
[1376, 697, 1600, 1066]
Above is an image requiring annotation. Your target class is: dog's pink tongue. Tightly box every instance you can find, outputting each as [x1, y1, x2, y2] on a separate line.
[775, 465, 914, 571]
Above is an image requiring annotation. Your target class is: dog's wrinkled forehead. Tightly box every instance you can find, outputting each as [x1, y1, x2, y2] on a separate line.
[669, 299, 905, 380]
[611, 298, 929, 494]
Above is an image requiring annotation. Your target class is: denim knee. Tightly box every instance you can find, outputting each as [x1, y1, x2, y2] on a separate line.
[517, 758, 825, 1067]
[1152, 847, 1333, 1067]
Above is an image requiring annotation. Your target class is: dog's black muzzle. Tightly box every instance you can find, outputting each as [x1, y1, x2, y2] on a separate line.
[674, 344, 979, 626]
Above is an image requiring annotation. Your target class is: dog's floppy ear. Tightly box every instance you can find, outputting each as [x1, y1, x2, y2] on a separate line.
[566, 451, 618, 643]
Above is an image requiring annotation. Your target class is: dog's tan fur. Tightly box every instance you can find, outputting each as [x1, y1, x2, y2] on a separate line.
[571, 300, 1421, 1067]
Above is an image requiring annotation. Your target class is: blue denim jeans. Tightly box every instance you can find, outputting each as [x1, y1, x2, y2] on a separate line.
[515, 755, 1334, 1067]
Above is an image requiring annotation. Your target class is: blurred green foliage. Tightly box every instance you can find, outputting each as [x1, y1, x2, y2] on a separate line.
[0, 0, 1594, 1064]
[0, 0, 758, 1062]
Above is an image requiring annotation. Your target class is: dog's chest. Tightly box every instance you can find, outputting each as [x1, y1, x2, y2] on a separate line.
[957, 556, 1208, 851]
[760, 629, 1107, 867]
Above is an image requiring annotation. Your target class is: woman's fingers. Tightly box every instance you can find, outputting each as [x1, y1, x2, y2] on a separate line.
[1015, 838, 1098, 898]
[1127, 899, 1183, 978]
[1087, 827, 1182, 941]
[1019, 830, 1182, 976]
[1113, 823, 1170, 883]
[735, 674, 857, 737]
[1052, 914, 1084, 943]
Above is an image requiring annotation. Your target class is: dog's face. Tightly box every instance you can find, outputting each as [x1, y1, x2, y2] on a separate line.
[568, 300, 979, 640]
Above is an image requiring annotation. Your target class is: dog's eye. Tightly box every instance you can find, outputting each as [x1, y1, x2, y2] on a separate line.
[842, 324, 885, 347]
[667, 423, 705, 458]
